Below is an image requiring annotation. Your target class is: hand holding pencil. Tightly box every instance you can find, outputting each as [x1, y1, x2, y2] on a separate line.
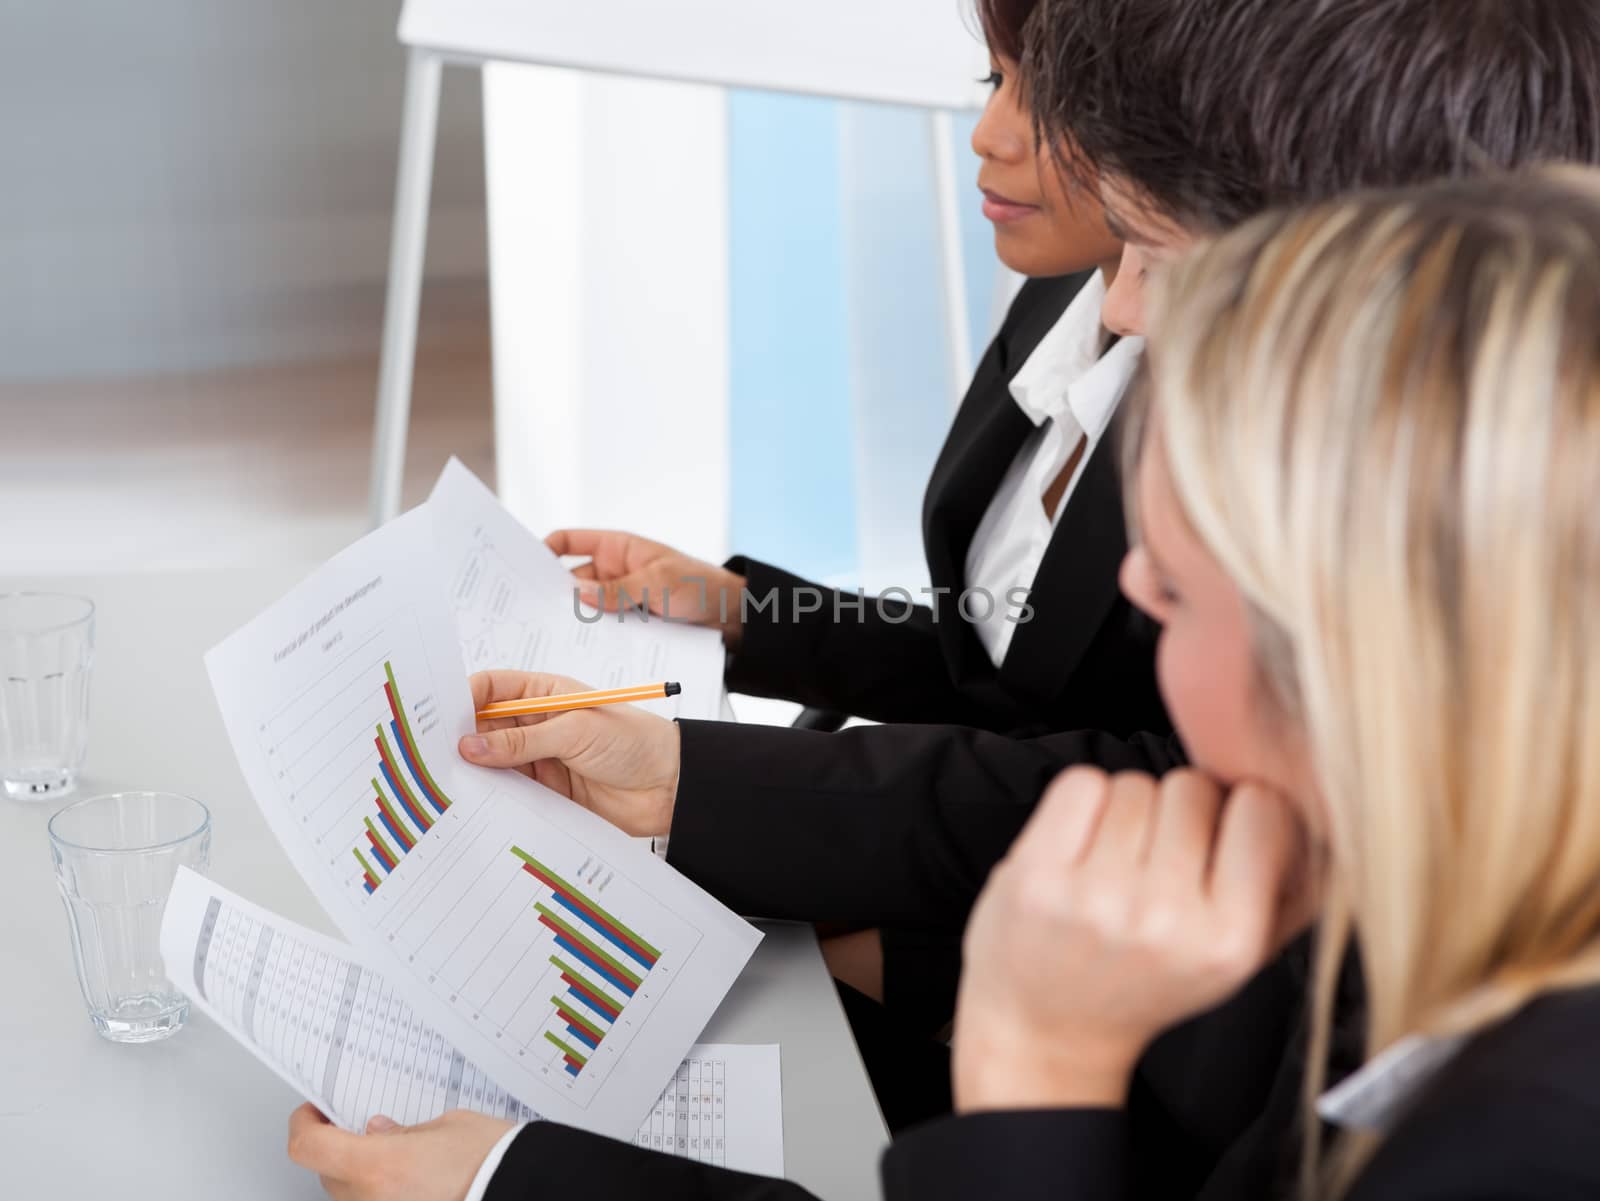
[458, 670, 683, 839]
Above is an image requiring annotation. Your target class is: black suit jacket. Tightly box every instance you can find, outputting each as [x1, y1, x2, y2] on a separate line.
[485, 966, 1600, 1201]
[665, 719, 1187, 928]
[725, 272, 1167, 739]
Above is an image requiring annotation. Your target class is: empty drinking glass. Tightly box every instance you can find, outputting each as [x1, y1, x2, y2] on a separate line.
[48, 791, 212, 1042]
[0, 592, 95, 801]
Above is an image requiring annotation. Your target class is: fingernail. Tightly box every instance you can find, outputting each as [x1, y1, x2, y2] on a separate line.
[366, 1115, 399, 1133]
[461, 735, 488, 756]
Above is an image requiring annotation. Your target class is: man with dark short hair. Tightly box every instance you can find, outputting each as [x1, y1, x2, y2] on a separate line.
[284, 4, 1600, 1200]
[1025, 0, 1600, 338]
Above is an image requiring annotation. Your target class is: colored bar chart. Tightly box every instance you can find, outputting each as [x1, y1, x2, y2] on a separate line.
[513, 846, 662, 968]
[352, 661, 456, 894]
[383, 662, 453, 816]
[513, 844, 661, 1076]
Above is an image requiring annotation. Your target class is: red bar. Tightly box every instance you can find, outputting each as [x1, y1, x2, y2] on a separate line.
[520, 862, 658, 967]
[560, 972, 621, 1020]
[554, 1006, 594, 1035]
[374, 788, 416, 851]
[385, 681, 450, 813]
[375, 734, 432, 832]
[537, 912, 563, 937]
[563, 1054, 585, 1071]
[363, 871, 380, 890]
[366, 831, 396, 872]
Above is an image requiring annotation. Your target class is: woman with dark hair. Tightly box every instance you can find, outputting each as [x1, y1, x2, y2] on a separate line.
[549, 0, 1156, 748]
[543, 0, 1164, 1060]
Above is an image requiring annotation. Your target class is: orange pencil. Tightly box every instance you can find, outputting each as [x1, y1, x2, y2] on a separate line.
[475, 681, 681, 721]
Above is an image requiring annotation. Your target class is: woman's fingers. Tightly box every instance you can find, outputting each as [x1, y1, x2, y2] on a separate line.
[577, 573, 661, 613]
[543, 528, 580, 556]
[1023, 767, 1114, 866]
[546, 528, 664, 576]
[1267, 820, 1323, 950]
[1080, 771, 1159, 872]
[530, 757, 576, 800]
[460, 712, 587, 770]
[1207, 783, 1302, 962]
[1145, 769, 1224, 886]
[286, 1103, 353, 1175]
[545, 528, 618, 561]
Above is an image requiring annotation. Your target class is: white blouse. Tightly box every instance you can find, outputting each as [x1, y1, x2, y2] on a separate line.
[963, 273, 1144, 666]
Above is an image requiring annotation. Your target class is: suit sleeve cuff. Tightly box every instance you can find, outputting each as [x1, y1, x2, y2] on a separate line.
[721, 556, 824, 697]
[882, 1110, 1129, 1201]
[664, 718, 801, 916]
[466, 1121, 530, 1201]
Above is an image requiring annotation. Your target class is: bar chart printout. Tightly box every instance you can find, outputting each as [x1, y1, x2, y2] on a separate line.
[206, 505, 764, 1136]
[247, 603, 457, 914]
[514, 845, 662, 1077]
[160, 869, 784, 1176]
[371, 804, 707, 1110]
[355, 661, 453, 894]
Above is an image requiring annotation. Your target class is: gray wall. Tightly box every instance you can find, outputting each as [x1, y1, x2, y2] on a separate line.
[0, 0, 486, 379]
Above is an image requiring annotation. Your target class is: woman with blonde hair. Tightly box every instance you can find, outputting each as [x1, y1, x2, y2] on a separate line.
[925, 164, 1600, 1199]
[284, 168, 1600, 1200]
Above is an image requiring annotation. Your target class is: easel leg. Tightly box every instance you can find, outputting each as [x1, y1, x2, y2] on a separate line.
[368, 49, 443, 528]
[929, 108, 973, 409]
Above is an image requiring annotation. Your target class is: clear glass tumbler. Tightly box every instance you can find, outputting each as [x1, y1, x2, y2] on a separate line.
[48, 791, 212, 1042]
[0, 592, 95, 801]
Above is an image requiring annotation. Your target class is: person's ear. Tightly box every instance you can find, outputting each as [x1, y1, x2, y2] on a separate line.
[1101, 244, 1147, 337]
[1119, 546, 1165, 623]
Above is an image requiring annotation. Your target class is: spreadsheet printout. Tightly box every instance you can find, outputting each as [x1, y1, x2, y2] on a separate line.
[428, 458, 724, 720]
[161, 869, 783, 1176]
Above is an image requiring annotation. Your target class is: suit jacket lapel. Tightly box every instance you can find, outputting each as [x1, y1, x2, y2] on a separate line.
[922, 273, 1092, 683]
[923, 391, 1033, 603]
[999, 427, 1129, 698]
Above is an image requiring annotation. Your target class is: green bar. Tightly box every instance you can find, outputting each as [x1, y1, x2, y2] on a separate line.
[511, 845, 662, 959]
[371, 779, 416, 846]
[352, 846, 378, 880]
[385, 661, 455, 809]
[551, 996, 606, 1042]
[376, 723, 431, 830]
[535, 903, 642, 988]
[544, 1031, 588, 1065]
[363, 817, 399, 865]
[549, 955, 616, 1006]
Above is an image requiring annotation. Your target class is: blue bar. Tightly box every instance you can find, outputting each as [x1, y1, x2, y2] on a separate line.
[566, 986, 615, 1024]
[378, 760, 426, 839]
[566, 1023, 600, 1050]
[375, 805, 410, 856]
[564, 1062, 581, 1077]
[553, 935, 636, 996]
[551, 892, 655, 970]
[392, 720, 448, 815]
[362, 880, 375, 895]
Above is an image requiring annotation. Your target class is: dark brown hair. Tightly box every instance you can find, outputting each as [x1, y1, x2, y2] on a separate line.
[975, 0, 1037, 63]
[1025, 0, 1600, 229]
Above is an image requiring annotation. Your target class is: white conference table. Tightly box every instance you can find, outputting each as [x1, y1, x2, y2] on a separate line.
[0, 569, 889, 1199]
